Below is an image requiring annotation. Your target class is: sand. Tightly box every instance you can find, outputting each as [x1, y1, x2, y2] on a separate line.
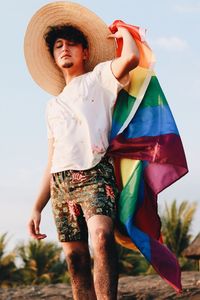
[0, 271, 199, 299]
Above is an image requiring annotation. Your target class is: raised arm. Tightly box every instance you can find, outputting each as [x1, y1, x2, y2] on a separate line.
[108, 26, 139, 83]
[27, 138, 54, 240]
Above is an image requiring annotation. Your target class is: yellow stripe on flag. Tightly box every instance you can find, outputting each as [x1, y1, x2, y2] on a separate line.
[124, 67, 155, 98]
[120, 158, 140, 187]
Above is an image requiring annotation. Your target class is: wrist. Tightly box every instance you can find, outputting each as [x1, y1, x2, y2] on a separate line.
[32, 205, 43, 214]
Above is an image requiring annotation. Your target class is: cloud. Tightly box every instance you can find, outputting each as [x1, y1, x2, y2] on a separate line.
[152, 36, 189, 52]
[174, 3, 200, 13]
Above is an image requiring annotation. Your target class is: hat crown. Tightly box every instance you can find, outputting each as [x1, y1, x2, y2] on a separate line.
[24, 1, 116, 95]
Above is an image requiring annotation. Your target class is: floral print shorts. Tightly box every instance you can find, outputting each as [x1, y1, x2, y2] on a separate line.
[50, 157, 119, 242]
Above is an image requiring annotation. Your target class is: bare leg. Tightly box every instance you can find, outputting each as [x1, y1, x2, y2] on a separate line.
[87, 215, 118, 300]
[62, 241, 96, 300]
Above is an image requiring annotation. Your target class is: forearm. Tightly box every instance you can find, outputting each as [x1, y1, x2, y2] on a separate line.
[120, 28, 139, 67]
[109, 27, 139, 80]
[28, 138, 54, 239]
[32, 165, 51, 213]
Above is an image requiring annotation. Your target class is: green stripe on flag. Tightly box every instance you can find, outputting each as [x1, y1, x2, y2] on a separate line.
[140, 76, 168, 108]
[112, 89, 136, 125]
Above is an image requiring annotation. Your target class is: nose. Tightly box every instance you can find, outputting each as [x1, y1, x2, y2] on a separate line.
[62, 41, 70, 51]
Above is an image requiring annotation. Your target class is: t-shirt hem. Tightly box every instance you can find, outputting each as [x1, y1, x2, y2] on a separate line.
[50, 160, 103, 174]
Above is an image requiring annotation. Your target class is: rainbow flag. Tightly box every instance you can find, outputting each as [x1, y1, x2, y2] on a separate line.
[108, 20, 188, 292]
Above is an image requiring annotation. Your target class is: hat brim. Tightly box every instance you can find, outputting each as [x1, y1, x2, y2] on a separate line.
[24, 1, 116, 96]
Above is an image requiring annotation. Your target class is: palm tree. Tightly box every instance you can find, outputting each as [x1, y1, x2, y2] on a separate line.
[16, 239, 69, 284]
[0, 233, 20, 287]
[161, 200, 197, 258]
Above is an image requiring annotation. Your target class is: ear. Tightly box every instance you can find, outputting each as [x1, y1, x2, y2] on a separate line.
[83, 48, 89, 60]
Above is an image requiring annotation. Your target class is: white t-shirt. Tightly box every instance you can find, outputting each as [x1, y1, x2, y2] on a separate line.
[46, 60, 128, 173]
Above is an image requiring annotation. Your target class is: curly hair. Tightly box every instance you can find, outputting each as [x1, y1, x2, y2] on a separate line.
[44, 25, 88, 57]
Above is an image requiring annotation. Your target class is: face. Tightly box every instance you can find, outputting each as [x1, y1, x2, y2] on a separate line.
[53, 38, 89, 71]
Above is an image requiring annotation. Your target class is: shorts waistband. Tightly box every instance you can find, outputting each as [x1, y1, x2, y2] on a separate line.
[52, 155, 112, 177]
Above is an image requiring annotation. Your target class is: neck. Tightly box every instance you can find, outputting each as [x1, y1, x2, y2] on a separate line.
[62, 66, 86, 85]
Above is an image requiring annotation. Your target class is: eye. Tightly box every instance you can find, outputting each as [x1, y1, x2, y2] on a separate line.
[55, 43, 62, 48]
[68, 42, 76, 46]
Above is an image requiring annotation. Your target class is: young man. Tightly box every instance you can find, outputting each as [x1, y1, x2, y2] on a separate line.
[24, 2, 139, 300]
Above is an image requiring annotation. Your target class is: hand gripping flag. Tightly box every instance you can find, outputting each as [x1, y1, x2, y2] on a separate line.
[108, 20, 188, 292]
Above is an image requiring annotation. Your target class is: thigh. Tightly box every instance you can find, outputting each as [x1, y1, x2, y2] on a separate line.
[50, 172, 88, 242]
[80, 157, 119, 222]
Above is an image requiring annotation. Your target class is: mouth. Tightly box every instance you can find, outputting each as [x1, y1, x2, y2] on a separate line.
[61, 54, 71, 59]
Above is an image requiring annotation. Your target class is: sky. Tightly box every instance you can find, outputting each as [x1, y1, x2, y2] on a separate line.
[0, 0, 199, 250]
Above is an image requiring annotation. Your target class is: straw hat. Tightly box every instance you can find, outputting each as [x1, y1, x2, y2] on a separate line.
[24, 1, 116, 96]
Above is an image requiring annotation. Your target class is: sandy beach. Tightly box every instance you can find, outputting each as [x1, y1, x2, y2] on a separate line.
[0, 271, 199, 299]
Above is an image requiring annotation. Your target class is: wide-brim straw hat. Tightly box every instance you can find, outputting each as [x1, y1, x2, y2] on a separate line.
[24, 1, 116, 96]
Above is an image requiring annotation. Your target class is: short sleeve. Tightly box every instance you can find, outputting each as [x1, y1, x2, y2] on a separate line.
[45, 101, 54, 139]
[92, 60, 129, 96]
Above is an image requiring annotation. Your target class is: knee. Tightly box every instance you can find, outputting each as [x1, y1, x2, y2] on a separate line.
[92, 228, 114, 252]
[65, 250, 90, 273]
